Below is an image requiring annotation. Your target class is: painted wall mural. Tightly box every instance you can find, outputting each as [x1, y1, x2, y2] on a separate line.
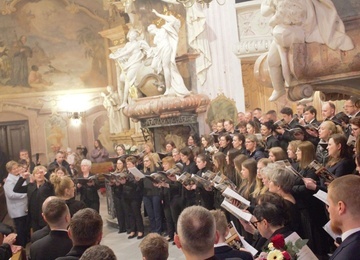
[0, 0, 109, 95]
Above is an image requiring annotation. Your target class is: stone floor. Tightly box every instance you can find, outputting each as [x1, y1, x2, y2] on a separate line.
[99, 194, 186, 260]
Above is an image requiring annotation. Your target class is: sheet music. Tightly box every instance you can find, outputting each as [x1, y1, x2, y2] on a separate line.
[229, 221, 258, 256]
[222, 187, 250, 206]
[313, 190, 328, 205]
[284, 232, 318, 260]
[128, 167, 145, 179]
[221, 199, 252, 222]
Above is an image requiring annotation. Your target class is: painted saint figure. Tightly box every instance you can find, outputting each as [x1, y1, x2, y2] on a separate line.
[148, 9, 191, 97]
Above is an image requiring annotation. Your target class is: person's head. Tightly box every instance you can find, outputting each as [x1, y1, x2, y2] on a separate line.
[55, 166, 69, 177]
[280, 107, 293, 124]
[318, 120, 343, 141]
[162, 156, 175, 171]
[116, 158, 126, 172]
[139, 233, 169, 260]
[144, 142, 155, 154]
[236, 121, 247, 134]
[296, 103, 306, 117]
[343, 97, 359, 116]
[265, 110, 277, 123]
[94, 139, 103, 149]
[322, 102, 336, 119]
[227, 149, 243, 167]
[246, 121, 258, 134]
[223, 119, 235, 132]
[51, 175, 76, 199]
[175, 206, 217, 258]
[253, 201, 287, 239]
[327, 175, 360, 235]
[126, 156, 137, 168]
[69, 208, 103, 246]
[327, 134, 349, 159]
[172, 148, 181, 162]
[216, 120, 224, 132]
[81, 159, 92, 173]
[237, 112, 245, 123]
[240, 158, 257, 182]
[219, 134, 232, 149]
[180, 147, 193, 164]
[350, 117, 360, 139]
[115, 144, 126, 156]
[245, 134, 258, 152]
[6, 161, 19, 175]
[260, 121, 274, 137]
[143, 154, 156, 172]
[212, 152, 226, 173]
[55, 151, 65, 164]
[244, 111, 252, 123]
[253, 108, 262, 119]
[33, 166, 46, 184]
[287, 140, 301, 160]
[19, 149, 29, 160]
[80, 245, 116, 260]
[42, 196, 70, 229]
[303, 106, 317, 123]
[257, 158, 271, 178]
[201, 134, 214, 148]
[232, 133, 245, 150]
[268, 167, 296, 194]
[196, 154, 208, 170]
[188, 133, 200, 147]
[165, 141, 176, 153]
[210, 209, 228, 241]
[233, 154, 248, 174]
[268, 147, 287, 162]
[296, 141, 315, 169]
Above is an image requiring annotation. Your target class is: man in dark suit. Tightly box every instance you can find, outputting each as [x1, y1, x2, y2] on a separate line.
[49, 151, 72, 177]
[30, 197, 72, 260]
[328, 175, 360, 260]
[56, 208, 103, 260]
[211, 209, 253, 260]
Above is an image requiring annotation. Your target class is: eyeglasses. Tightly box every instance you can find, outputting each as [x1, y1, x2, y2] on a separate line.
[251, 219, 263, 228]
[343, 105, 354, 108]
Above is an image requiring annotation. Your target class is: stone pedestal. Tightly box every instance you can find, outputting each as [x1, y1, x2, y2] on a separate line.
[123, 94, 210, 150]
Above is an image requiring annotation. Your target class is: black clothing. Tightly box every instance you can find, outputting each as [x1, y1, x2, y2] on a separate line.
[55, 245, 90, 260]
[77, 173, 100, 212]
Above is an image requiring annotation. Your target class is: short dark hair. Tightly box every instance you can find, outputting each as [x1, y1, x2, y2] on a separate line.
[280, 107, 293, 116]
[139, 233, 169, 260]
[69, 208, 103, 246]
[253, 201, 287, 227]
[304, 105, 317, 118]
[80, 245, 116, 260]
[43, 197, 69, 226]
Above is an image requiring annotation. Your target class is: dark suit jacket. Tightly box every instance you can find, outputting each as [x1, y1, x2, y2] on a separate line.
[55, 245, 90, 260]
[214, 245, 253, 260]
[31, 225, 50, 243]
[0, 243, 12, 260]
[30, 230, 72, 260]
[330, 231, 360, 259]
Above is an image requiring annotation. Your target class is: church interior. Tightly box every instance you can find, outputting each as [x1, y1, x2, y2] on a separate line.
[0, 0, 360, 259]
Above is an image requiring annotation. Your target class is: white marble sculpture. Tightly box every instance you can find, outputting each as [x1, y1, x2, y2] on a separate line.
[147, 9, 191, 97]
[262, 0, 354, 101]
[109, 29, 150, 108]
[101, 85, 124, 134]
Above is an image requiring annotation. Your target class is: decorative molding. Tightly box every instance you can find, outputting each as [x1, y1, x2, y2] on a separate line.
[141, 114, 198, 128]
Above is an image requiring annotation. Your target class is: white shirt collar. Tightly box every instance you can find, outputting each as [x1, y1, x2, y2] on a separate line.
[342, 227, 360, 242]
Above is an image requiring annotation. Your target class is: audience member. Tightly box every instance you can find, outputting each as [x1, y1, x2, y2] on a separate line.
[139, 233, 169, 260]
[0, 233, 17, 259]
[49, 151, 72, 177]
[56, 208, 103, 260]
[211, 209, 253, 260]
[328, 175, 360, 259]
[79, 245, 116, 260]
[174, 206, 217, 260]
[30, 197, 72, 260]
[322, 102, 336, 120]
[343, 97, 360, 118]
[90, 140, 109, 163]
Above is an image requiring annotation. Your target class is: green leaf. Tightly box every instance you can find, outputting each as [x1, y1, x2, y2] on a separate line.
[295, 238, 308, 249]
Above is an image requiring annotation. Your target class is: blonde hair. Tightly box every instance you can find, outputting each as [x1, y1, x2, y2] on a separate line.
[50, 174, 73, 197]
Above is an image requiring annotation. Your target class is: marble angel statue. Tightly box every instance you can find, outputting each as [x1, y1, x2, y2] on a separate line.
[262, 0, 354, 101]
[109, 29, 150, 108]
[147, 9, 191, 97]
[101, 85, 123, 134]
